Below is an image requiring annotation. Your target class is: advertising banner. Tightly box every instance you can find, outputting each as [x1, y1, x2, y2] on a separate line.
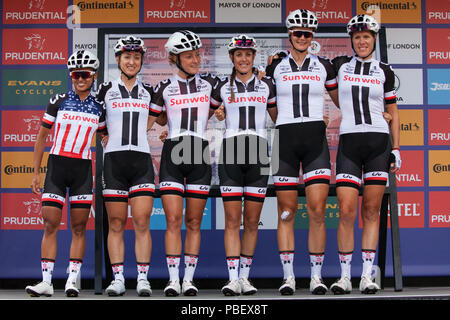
[3, 0, 67, 25]
[428, 109, 450, 146]
[427, 69, 450, 105]
[1, 152, 48, 189]
[398, 109, 423, 146]
[215, 0, 281, 23]
[429, 192, 450, 228]
[74, 0, 139, 24]
[144, 0, 210, 23]
[356, 0, 421, 24]
[428, 150, 450, 187]
[286, 0, 352, 24]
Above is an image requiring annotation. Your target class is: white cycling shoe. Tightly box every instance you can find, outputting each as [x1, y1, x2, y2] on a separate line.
[25, 281, 54, 297]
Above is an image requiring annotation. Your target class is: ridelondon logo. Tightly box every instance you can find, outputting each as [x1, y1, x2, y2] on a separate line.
[2, 29, 68, 65]
[3, 0, 67, 24]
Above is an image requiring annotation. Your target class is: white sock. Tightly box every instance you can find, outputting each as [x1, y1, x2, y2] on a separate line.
[338, 251, 353, 279]
[67, 259, 82, 283]
[239, 255, 253, 279]
[166, 255, 180, 282]
[279, 251, 295, 279]
[183, 254, 198, 282]
[310, 252, 324, 279]
[137, 262, 149, 282]
[41, 259, 55, 285]
[111, 263, 125, 283]
[362, 249, 376, 278]
[226, 257, 240, 281]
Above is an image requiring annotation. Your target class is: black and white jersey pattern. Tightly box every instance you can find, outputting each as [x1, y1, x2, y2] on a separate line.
[210, 74, 277, 139]
[96, 78, 160, 154]
[331, 55, 397, 135]
[150, 73, 219, 140]
[266, 53, 337, 126]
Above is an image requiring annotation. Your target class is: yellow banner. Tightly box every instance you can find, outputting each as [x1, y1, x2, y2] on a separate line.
[399, 109, 423, 146]
[429, 150, 450, 187]
[74, 0, 139, 24]
[2, 152, 48, 189]
[356, 0, 421, 24]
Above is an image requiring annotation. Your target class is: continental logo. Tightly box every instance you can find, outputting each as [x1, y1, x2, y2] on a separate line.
[74, 0, 139, 24]
[357, 0, 421, 23]
[360, 1, 418, 11]
[429, 150, 450, 187]
[398, 109, 423, 146]
[4, 164, 47, 175]
[75, 0, 135, 11]
[432, 163, 450, 174]
[1, 152, 49, 189]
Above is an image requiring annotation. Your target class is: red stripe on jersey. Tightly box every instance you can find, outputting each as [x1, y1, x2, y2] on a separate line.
[222, 192, 243, 197]
[160, 187, 184, 193]
[78, 126, 92, 158]
[364, 177, 388, 181]
[325, 82, 338, 88]
[186, 189, 209, 195]
[71, 125, 82, 154]
[51, 123, 61, 154]
[129, 187, 155, 194]
[42, 118, 53, 126]
[274, 182, 298, 186]
[60, 123, 72, 153]
[385, 95, 396, 100]
[42, 197, 65, 205]
[103, 194, 128, 198]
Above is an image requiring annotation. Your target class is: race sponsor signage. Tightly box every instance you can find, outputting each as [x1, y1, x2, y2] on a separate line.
[2, 110, 53, 147]
[295, 196, 340, 229]
[395, 150, 424, 187]
[429, 192, 450, 228]
[215, 0, 281, 23]
[1, 152, 48, 189]
[286, 0, 352, 24]
[426, 0, 450, 24]
[3, 0, 67, 24]
[1, 69, 68, 107]
[356, 0, 421, 24]
[386, 28, 422, 64]
[428, 109, 450, 146]
[216, 197, 277, 230]
[427, 28, 450, 64]
[2, 28, 68, 65]
[73, 28, 98, 56]
[394, 192, 424, 228]
[394, 68, 423, 105]
[144, 0, 210, 23]
[398, 109, 423, 146]
[73, 0, 139, 24]
[427, 69, 450, 105]
[1, 193, 67, 230]
[428, 150, 450, 187]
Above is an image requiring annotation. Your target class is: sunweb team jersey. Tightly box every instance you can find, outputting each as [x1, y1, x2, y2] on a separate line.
[210, 74, 277, 139]
[266, 53, 337, 126]
[150, 73, 219, 140]
[331, 55, 397, 135]
[96, 78, 160, 154]
[42, 90, 106, 160]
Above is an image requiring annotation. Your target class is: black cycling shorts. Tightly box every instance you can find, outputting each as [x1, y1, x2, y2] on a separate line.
[159, 135, 211, 199]
[102, 151, 155, 202]
[219, 135, 270, 203]
[42, 154, 93, 209]
[336, 132, 391, 190]
[272, 121, 331, 191]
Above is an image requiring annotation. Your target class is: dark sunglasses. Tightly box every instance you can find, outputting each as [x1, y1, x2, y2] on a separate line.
[70, 70, 96, 80]
[349, 23, 370, 32]
[234, 39, 256, 48]
[290, 30, 314, 38]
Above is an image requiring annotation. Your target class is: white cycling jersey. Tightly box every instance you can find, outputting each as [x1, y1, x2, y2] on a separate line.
[266, 53, 337, 126]
[332, 55, 396, 135]
[150, 73, 218, 140]
[210, 74, 276, 139]
[96, 78, 160, 154]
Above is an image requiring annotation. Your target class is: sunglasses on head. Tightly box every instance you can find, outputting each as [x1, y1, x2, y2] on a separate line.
[234, 39, 256, 48]
[290, 30, 314, 38]
[70, 70, 96, 80]
[122, 44, 144, 52]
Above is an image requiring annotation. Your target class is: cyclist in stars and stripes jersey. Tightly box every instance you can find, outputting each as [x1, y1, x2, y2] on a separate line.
[96, 36, 163, 297]
[329, 14, 400, 295]
[26, 50, 105, 298]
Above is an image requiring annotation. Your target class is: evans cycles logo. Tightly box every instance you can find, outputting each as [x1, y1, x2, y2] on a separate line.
[2, 29, 67, 65]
